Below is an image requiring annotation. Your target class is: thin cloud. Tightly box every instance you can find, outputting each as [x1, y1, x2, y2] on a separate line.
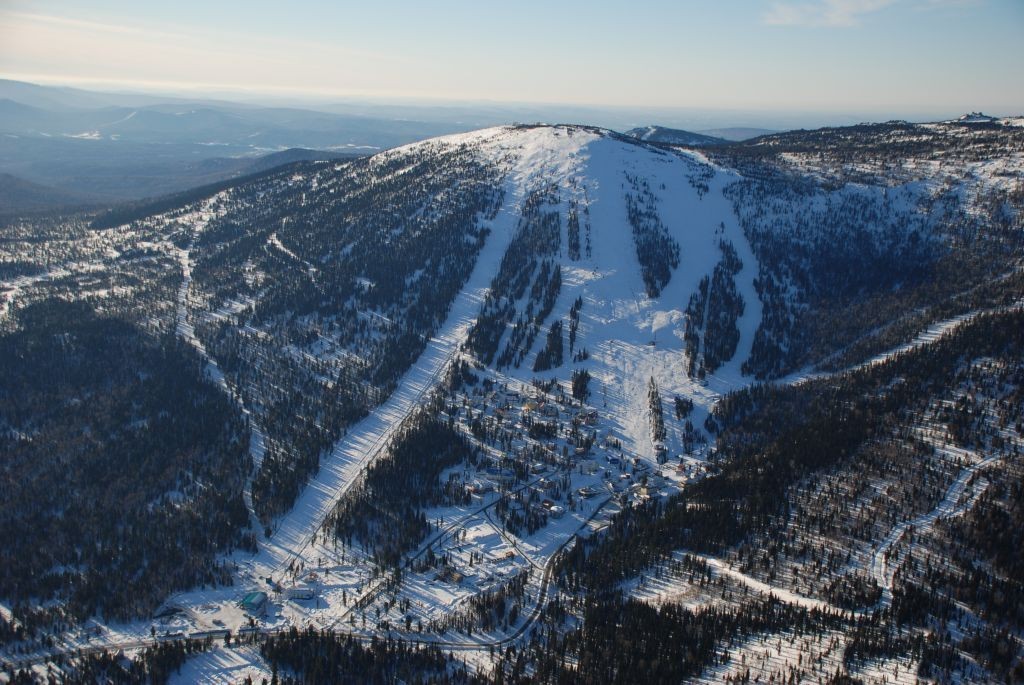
[918, 0, 982, 6]
[0, 9, 421, 100]
[763, 0, 898, 27]
[0, 10, 411, 69]
[2, 11, 184, 40]
[762, 0, 982, 26]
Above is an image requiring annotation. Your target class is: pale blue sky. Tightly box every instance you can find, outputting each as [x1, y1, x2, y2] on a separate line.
[1, 0, 1022, 116]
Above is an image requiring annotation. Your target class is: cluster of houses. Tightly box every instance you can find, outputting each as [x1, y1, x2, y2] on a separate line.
[448, 378, 715, 519]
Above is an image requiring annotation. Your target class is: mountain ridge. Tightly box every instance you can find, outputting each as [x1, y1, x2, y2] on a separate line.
[624, 124, 729, 146]
[1, 120, 1022, 683]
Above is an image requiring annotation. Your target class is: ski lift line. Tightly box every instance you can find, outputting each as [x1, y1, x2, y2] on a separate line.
[268, 337, 463, 582]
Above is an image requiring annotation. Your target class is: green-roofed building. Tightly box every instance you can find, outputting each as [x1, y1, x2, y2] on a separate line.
[239, 591, 268, 617]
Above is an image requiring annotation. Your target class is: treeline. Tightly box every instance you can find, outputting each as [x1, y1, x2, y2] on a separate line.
[685, 238, 745, 378]
[568, 296, 583, 356]
[709, 119, 1024, 184]
[89, 158, 339, 230]
[571, 368, 591, 402]
[647, 377, 665, 443]
[495, 260, 561, 369]
[624, 172, 680, 297]
[467, 185, 561, 366]
[567, 203, 582, 260]
[565, 196, 593, 261]
[4, 640, 201, 684]
[727, 172, 1023, 379]
[533, 319, 563, 372]
[494, 595, 855, 684]
[261, 627, 486, 685]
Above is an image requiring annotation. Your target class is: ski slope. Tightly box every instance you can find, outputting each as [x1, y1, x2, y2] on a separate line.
[452, 129, 764, 464]
[236, 125, 601, 586]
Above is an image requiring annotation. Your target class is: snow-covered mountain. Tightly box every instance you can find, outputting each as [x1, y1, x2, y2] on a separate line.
[624, 124, 728, 146]
[2, 120, 1023, 683]
[955, 111, 998, 123]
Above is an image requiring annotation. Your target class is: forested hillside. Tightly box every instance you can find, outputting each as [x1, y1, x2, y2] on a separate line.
[1, 119, 1022, 683]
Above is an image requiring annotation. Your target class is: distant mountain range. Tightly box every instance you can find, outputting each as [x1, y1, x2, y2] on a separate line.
[0, 148, 356, 219]
[624, 125, 728, 146]
[0, 79, 466, 202]
[0, 172, 101, 215]
[624, 125, 777, 145]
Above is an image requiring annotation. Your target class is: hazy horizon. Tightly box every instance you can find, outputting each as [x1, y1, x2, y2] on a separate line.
[2, 0, 1022, 123]
[1, 75, 1017, 135]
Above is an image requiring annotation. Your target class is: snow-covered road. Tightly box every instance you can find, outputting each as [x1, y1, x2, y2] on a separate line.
[783, 296, 1024, 387]
[867, 439, 1003, 607]
[694, 554, 842, 614]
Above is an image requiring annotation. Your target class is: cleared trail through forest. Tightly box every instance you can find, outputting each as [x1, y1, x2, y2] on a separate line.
[867, 437, 1003, 608]
[172, 195, 267, 529]
[783, 297, 1024, 388]
[245, 174, 526, 585]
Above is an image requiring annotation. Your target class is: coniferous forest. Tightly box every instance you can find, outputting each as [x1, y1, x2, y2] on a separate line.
[1, 119, 1022, 684]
